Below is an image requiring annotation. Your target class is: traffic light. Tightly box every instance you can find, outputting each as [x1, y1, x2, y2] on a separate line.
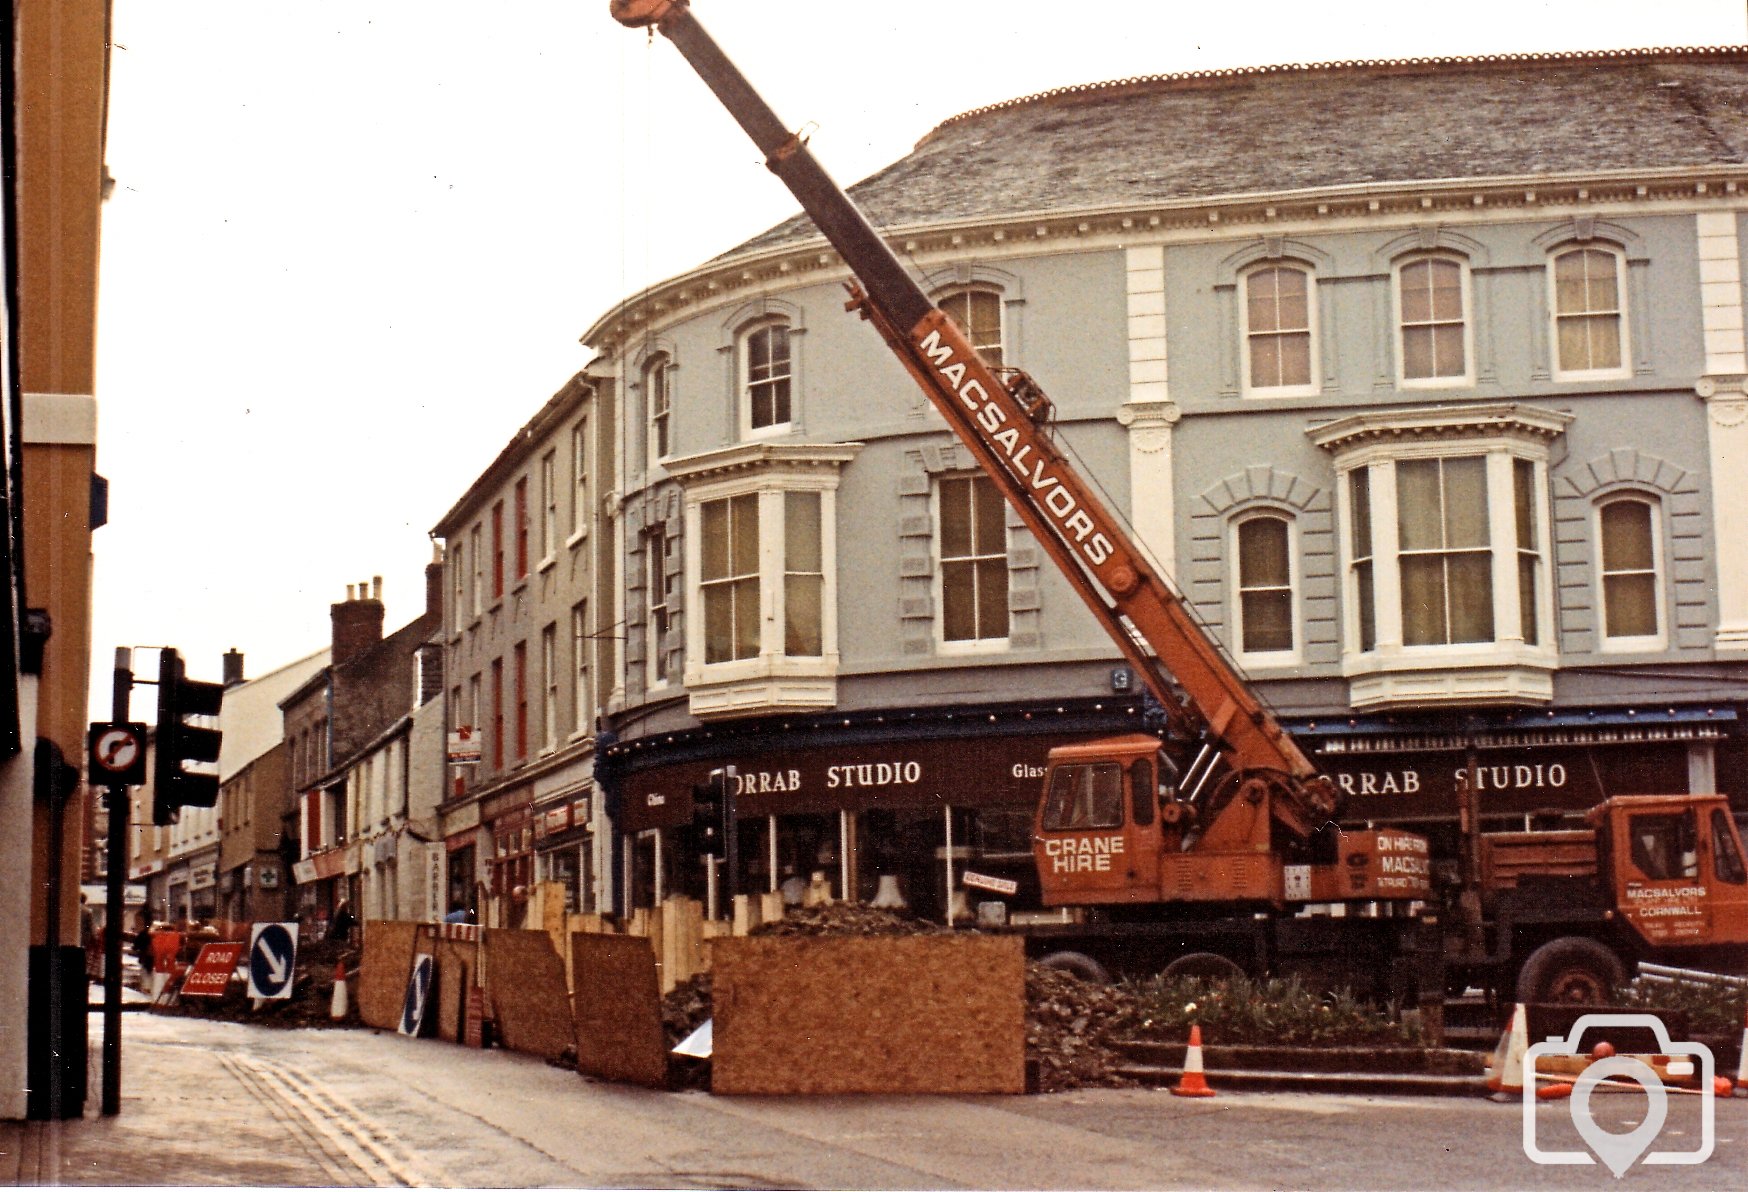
[690, 768, 728, 858]
[152, 648, 223, 825]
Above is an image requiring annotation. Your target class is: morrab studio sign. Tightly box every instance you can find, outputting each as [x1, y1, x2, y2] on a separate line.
[1318, 742, 1689, 822]
[619, 732, 1090, 831]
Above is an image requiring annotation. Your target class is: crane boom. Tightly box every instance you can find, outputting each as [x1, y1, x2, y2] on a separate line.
[611, 0, 1338, 836]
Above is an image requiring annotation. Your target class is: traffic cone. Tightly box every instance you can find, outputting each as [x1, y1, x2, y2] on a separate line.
[1734, 1003, 1748, 1098]
[1170, 1024, 1217, 1098]
[329, 961, 349, 1021]
[1486, 1003, 1528, 1101]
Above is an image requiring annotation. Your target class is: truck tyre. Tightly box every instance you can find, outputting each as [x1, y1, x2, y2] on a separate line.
[1036, 951, 1111, 985]
[1160, 952, 1245, 984]
[1515, 937, 1626, 1005]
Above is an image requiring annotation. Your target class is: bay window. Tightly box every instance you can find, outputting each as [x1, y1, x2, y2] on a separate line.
[1313, 403, 1569, 707]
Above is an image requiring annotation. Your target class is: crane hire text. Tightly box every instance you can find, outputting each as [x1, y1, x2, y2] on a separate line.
[918, 327, 1116, 568]
[1042, 835, 1125, 873]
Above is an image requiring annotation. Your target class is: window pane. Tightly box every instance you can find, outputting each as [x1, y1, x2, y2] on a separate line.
[1402, 327, 1432, 379]
[733, 576, 760, 659]
[1711, 809, 1746, 885]
[1239, 518, 1290, 588]
[704, 586, 733, 663]
[1250, 336, 1282, 388]
[1400, 555, 1447, 645]
[785, 574, 822, 656]
[1429, 259, 1463, 320]
[1355, 560, 1376, 652]
[1603, 574, 1658, 638]
[1242, 590, 1294, 653]
[701, 501, 728, 580]
[1443, 457, 1489, 549]
[940, 478, 972, 557]
[1396, 460, 1442, 551]
[785, 491, 821, 573]
[1447, 552, 1495, 643]
[942, 560, 977, 641]
[1278, 333, 1311, 387]
[1519, 554, 1539, 647]
[1601, 501, 1654, 570]
[1400, 261, 1432, 323]
[1431, 324, 1465, 377]
[731, 494, 760, 575]
[1350, 469, 1373, 558]
[1513, 459, 1537, 550]
[972, 479, 1005, 554]
[976, 557, 1010, 638]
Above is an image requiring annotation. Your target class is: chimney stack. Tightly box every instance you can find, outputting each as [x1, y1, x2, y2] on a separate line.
[222, 649, 245, 688]
[331, 580, 385, 668]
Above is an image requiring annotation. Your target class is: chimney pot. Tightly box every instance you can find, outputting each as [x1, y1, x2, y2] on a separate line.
[372, 575, 382, 601]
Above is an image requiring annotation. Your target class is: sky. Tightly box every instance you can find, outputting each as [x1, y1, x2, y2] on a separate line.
[92, 0, 1748, 716]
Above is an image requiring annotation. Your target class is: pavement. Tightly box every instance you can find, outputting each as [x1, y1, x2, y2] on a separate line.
[1, 987, 371, 1187]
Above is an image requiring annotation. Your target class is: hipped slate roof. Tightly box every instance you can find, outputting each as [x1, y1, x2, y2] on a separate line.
[726, 48, 1748, 258]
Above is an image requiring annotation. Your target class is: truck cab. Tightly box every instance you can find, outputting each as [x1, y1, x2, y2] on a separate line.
[1596, 793, 1748, 953]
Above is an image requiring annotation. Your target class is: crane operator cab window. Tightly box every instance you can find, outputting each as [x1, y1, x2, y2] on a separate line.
[1042, 762, 1124, 831]
[1628, 810, 1700, 882]
[1712, 809, 1747, 885]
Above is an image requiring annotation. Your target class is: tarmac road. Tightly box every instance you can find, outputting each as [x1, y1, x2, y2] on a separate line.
[1, 1007, 1742, 1189]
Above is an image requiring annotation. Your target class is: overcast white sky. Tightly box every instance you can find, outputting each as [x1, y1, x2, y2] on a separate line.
[92, 0, 1748, 715]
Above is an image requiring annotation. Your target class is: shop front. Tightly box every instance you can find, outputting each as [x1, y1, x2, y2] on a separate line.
[613, 723, 1123, 922]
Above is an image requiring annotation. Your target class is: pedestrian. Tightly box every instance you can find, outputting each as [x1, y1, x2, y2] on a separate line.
[329, 899, 357, 943]
[80, 894, 100, 981]
[131, 912, 154, 982]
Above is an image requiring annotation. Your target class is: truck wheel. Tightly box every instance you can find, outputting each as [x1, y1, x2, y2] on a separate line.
[1160, 952, 1244, 984]
[1515, 937, 1626, 1005]
[1036, 951, 1111, 985]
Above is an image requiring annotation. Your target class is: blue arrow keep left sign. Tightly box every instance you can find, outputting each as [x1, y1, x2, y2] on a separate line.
[248, 922, 299, 1000]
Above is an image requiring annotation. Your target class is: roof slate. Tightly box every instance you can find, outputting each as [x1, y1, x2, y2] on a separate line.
[725, 50, 1748, 258]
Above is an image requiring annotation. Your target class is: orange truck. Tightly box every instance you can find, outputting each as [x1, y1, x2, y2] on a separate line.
[613, 0, 1748, 1007]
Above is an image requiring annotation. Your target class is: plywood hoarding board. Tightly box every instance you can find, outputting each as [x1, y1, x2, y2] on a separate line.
[570, 933, 668, 1088]
[359, 921, 420, 1031]
[712, 934, 1025, 1095]
[483, 929, 574, 1062]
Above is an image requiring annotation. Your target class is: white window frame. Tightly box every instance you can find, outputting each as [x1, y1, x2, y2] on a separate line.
[568, 416, 589, 548]
[937, 286, 1006, 367]
[739, 319, 794, 440]
[1230, 510, 1301, 667]
[1239, 263, 1318, 398]
[668, 443, 858, 719]
[451, 541, 467, 636]
[570, 601, 593, 738]
[1549, 244, 1631, 382]
[540, 624, 559, 753]
[933, 472, 1011, 655]
[1315, 404, 1569, 707]
[468, 523, 484, 619]
[645, 355, 672, 467]
[1594, 493, 1667, 653]
[644, 525, 673, 691]
[539, 450, 558, 568]
[1393, 254, 1475, 389]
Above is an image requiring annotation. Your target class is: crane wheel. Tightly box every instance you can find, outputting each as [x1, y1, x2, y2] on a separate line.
[1515, 937, 1626, 1005]
[1161, 952, 1245, 984]
[1036, 951, 1111, 985]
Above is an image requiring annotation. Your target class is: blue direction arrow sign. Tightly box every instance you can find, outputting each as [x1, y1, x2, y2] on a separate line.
[248, 922, 300, 1000]
[399, 954, 435, 1036]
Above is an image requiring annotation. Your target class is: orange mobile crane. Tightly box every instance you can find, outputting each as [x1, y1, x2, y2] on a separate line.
[612, 1, 1748, 1005]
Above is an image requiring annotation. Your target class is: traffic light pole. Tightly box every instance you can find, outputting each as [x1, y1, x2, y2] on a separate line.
[100, 649, 133, 1116]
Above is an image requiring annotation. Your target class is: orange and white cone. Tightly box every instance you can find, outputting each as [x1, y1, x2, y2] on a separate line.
[1170, 1024, 1217, 1098]
[1734, 1003, 1748, 1098]
[329, 961, 349, 1021]
[1486, 1003, 1528, 1100]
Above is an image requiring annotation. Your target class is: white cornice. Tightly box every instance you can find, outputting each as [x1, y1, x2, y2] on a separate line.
[581, 164, 1748, 356]
[1307, 401, 1574, 453]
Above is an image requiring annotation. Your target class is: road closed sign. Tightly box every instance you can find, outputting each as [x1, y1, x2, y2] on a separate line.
[248, 922, 300, 1000]
[181, 941, 244, 998]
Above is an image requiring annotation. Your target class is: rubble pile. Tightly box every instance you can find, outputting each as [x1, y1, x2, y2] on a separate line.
[747, 902, 948, 938]
[152, 935, 362, 1030]
[1025, 963, 1139, 1092]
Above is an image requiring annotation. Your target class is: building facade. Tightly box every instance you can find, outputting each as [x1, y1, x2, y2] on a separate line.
[537, 48, 1748, 920]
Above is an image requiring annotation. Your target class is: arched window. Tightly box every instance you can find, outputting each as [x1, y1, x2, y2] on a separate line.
[1242, 265, 1314, 393]
[1397, 256, 1470, 384]
[742, 321, 792, 434]
[1551, 246, 1627, 378]
[1234, 514, 1295, 657]
[939, 287, 1004, 366]
[1597, 495, 1663, 646]
[644, 354, 671, 463]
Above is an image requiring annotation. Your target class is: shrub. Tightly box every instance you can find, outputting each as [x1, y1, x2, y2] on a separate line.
[1120, 974, 1421, 1047]
[1616, 975, 1748, 1038]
